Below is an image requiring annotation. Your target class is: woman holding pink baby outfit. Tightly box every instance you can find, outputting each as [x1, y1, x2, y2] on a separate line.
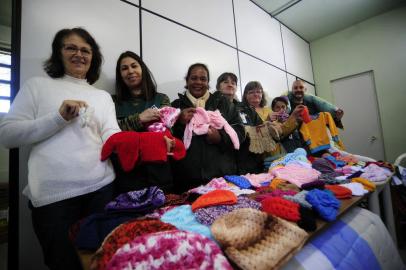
[171, 63, 245, 193]
[112, 51, 175, 193]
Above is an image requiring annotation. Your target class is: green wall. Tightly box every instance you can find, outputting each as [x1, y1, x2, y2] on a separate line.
[310, 7, 406, 163]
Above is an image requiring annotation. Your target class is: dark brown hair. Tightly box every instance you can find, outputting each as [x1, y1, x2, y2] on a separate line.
[43, 27, 102, 85]
[216, 72, 238, 91]
[115, 51, 157, 102]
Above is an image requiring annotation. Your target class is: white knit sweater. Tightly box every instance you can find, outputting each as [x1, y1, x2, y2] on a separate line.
[0, 75, 121, 207]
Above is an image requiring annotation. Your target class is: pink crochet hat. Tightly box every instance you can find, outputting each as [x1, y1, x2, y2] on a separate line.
[106, 230, 233, 270]
[211, 208, 308, 270]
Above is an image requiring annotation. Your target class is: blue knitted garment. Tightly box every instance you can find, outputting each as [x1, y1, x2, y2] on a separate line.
[160, 205, 213, 239]
[224, 175, 252, 189]
[305, 189, 341, 222]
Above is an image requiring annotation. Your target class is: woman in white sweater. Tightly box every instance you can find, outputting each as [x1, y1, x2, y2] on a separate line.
[0, 28, 120, 270]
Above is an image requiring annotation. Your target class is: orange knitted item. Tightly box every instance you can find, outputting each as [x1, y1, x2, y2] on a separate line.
[325, 185, 352, 199]
[261, 197, 300, 222]
[270, 178, 285, 191]
[191, 190, 237, 212]
[351, 177, 376, 191]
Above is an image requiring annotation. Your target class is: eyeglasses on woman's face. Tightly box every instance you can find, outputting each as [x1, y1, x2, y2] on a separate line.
[247, 89, 262, 95]
[63, 44, 92, 57]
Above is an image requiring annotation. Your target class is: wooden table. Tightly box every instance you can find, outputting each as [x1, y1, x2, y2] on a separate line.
[78, 195, 365, 270]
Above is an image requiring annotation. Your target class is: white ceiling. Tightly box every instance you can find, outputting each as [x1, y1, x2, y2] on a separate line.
[252, 0, 406, 41]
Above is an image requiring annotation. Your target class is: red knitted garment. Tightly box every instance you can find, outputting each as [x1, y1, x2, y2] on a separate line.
[191, 190, 237, 212]
[90, 219, 176, 270]
[261, 197, 300, 222]
[325, 185, 352, 199]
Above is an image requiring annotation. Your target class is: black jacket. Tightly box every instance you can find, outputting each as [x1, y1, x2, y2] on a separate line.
[234, 101, 264, 174]
[171, 92, 245, 192]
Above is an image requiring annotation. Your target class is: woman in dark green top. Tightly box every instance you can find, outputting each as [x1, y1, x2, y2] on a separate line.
[113, 51, 173, 194]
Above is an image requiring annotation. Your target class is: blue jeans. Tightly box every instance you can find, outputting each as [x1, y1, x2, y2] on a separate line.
[29, 183, 114, 270]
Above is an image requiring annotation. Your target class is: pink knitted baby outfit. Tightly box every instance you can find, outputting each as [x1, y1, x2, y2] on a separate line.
[147, 107, 181, 132]
[184, 107, 240, 150]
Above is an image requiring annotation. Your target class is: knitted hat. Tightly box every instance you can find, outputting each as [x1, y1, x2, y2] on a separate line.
[90, 219, 176, 270]
[160, 205, 213, 239]
[261, 197, 300, 222]
[325, 184, 352, 199]
[306, 189, 341, 222]
[351, 177, 376, 191]
[191, 190, 237, 212]
[194, 196, 261, 226]
[101, 131, 140, 172]
[105, 186, 165, 213]
[211, 208, 308, 270]
[224, 175, 252, 189]
[106, 230, 233, 270]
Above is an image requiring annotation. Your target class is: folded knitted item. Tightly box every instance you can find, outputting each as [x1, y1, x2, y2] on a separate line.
[261, 197, 300, 222]
[283, 190, 312, 209]
[268, 178, 301, 192]
[105, 186, 165, 213]
[164, 193, 191, 206]
[194, 196, 261, 226]
[224, 175, 253, 189]
[325, 184, 352, 199]
[211, 208, 308, 270]
[305, 189, 341, 222]
[191, 189, 237, 211]
[297, 206, 317, 232]
[160, 205, 212, 239]
[351, 177, 376, 191]
[75, 212, 141, 250]
[252, 189, 297, 202]
[106, 230, 232, 270]
[339, 182, 369, 196]
[301, 180, 325, 190]
[90, 219, 176, 270]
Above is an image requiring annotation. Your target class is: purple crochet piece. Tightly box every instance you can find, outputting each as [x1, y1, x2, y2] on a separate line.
[105, 186, 165, 213]
[254, 190, 298, 202]
[194, 196, 261, 226]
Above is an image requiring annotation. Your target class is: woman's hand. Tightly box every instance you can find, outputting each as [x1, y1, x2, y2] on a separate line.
[270, 111, 279, 122]
[139, 108, 160, 123]
[178, 108, 196, 124]
[59, 100, 87, 121]
[206, 127, 221, 144]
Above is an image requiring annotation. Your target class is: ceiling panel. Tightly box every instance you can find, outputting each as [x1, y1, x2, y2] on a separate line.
[252, 0, 406, 41]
